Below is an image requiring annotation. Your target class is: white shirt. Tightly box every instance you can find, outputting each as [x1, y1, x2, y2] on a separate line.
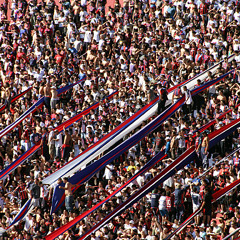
[84, 31, 92, 43]
[55, 133, 62, 148]
[104, 164, 113, 180]
[184, 89, 193, 105]
[159, 196, 167, 210]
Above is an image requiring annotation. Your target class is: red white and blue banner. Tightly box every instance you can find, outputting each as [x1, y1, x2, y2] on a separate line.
[165, 177, 240, 240]
[0, 141, 41, 180]
[49, 70, 233, 211]
[76, 147, 197, 240]
[46, 151, 167, 239]
[46, 147, 196, 240]
[0, 75, 87, 139]
[42, 67, 236, 185]
[6, 199, 33, 230]
[43, 96, 159, 185]
[49, 97, 186, 210]
[50, 98, 161, 212]
[0, 90, 117, 181]
[0, 87, 33, 113]
[76, 118, 240, 240]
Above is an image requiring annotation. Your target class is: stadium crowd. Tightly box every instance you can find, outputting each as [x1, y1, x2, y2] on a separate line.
[0, 0, 240, 239]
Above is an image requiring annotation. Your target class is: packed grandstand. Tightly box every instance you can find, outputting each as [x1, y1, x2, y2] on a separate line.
[0, 0, 240, 239]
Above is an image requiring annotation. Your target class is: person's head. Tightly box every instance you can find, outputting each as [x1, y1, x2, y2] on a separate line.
[63, 177, 68, 183]
[211, 220, 217, 227]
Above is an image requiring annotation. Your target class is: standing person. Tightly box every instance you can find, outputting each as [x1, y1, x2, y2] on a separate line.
[62, 127, 72, 162]
[157, 84, 168, 114]
[54, 129, 62, 159]
[190, 183, 201, 225]
[30, 178, 40, 208]
[44, 82, 51, 114]
[50, 86, 59, 109]
[170, 132, 178, 159]
[183, 86, 193, 114]
[172, 86, 183, 118]
[158, 190, 167, 224]
[172, 86, 183, 104]
[40, 127, 50, 162]
[201, 131, 209, 169]
[174, 183, 184, 222]
[151, 189, 160, 219]
[48, 126, 55, 161]
[12, 180, 28, 207]
[200, 187, 212, 226]
[59, 177, 77, 212]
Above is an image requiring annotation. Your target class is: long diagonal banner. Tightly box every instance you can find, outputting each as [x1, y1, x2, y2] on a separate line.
[42, 64, 236, 185]
[43, 96, 159, 185]
[6, 199, 34, 230]
[76, 117, 240, 240]
[46, 147, 196, 240]
[50, 70, 233, 213]
[0, 91, 118, 181]
[167, 54, 235, 94]
[0, 87, 33, 113]
[0, 75, 87, 139]
[48, 99, 228, 236]
[223, 227, 240, 240]
[45, 151, 167, 239]
[165, 177, 240, 240]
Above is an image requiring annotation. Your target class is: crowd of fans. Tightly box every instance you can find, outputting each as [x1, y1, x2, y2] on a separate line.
[0, 0, 239, 239]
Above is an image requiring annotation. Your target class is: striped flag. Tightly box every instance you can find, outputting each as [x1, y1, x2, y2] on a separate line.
[77, 118, 240, 240]
[0, 91, 118, 181]
[77, 147, 197, 240]
[46, 151, 167, 239]
[6, 199, 34, 230]
[43, 96, 159, 185]
[0, 75, 87, 139]
[49, 70, 233, 212]
[165, 177, 240, 240]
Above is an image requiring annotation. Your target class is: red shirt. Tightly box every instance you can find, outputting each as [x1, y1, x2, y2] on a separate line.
[54, 54, 64, 65]
[199, 3, 208, 14]
[16, 52, 25, 60]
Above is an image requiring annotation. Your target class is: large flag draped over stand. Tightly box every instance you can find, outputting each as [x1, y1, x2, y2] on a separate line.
[50, 97, 186, 213]
[49, 70, 234, 213]
[75, 118, 240, 240]
[76, 147, 197, 240]
[46, 147, 196, 240]
[0, 86, 33, 113]
[0, 75, 87, 139]
[42, 66, 236, 186]
[45, 151, 167, 239]
[0, 90, 117, 181]
[43, 96, 159, 185]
